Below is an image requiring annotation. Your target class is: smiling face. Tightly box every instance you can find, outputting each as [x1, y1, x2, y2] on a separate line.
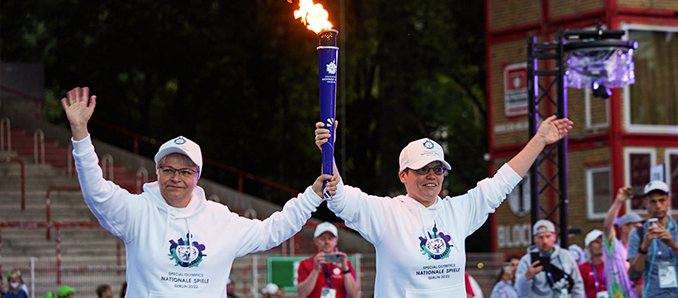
[399, 161, 444, 207]
[157, 153, 199, 208]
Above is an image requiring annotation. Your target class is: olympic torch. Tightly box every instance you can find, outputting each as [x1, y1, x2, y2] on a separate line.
[293, 1, 337, 199]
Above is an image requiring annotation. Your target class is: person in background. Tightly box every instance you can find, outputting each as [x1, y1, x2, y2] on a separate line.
[4, 272, 27, 298]
[628, 181, 678, 298]
[226, 278, 240, 298]
[579, 230, 606, 298]
[0, 274, 4, 298]
[96, 284, 113, 298]
[515, 220, 584, 297]
[43, 292, 54, 298]
[57, 286, 75, 298]
[296, 222, 357, 298]
[491, 256, 521, 298]
[261, 283, 281, 298]
[602, 186, 643, 298]
[118, 282, 126, 298]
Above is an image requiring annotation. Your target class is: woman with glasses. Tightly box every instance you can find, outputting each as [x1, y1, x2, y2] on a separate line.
[313, 115, 573, 297]
[490, 256, 521, 298]
[61, 87, 338, 298]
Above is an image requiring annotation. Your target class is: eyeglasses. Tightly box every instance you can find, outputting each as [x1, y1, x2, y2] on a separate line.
[412, 166, 445, 175]
[159, 166, 199, 178]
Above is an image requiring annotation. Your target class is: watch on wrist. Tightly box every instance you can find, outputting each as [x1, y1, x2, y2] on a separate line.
[342, 268, 351, 274]
[638, 246, 648, 255]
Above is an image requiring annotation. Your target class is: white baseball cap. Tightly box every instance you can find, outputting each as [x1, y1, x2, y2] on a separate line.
[532, 220, 556, 235]
[261, 283, 279, 294]
[314, 222, 338, 238]
[585, 229, 603, 246]
[154, 136, 203, 177]
[399, 138, 451, 171]
[644, 180, 669, 195]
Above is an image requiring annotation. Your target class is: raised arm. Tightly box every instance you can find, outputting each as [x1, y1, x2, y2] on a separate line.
[604, 186, 631, 240]
[507, 115, 573, 177]
[60, 87, 97, 141]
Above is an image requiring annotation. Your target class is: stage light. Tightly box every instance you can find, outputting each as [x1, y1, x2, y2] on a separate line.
[563, 29, 638, 91]
[591, 81, 612, 99]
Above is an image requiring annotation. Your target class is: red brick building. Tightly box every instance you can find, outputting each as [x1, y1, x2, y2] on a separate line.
[485, 0, 678, 253]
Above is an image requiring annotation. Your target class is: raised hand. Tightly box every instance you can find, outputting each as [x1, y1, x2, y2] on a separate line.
[60, 87, 97, 141]
[536, 115, 573, 145]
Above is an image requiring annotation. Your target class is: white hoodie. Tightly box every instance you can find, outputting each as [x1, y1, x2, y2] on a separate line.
[328, 163, 522, 298]
[72, 135, 323, 298]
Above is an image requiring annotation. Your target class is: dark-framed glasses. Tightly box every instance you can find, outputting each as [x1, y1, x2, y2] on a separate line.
[159, 166, 198, 178]
[413, 166, 445, 175]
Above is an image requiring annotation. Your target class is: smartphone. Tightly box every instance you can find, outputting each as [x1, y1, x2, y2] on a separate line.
[530, 252, 550, 270]
[568, 228, 582, 235]
[630, 186, 645, 197]
[502, 262, 512, 272]
[649, 218, 659, 228]
[325, 253, 341, 263]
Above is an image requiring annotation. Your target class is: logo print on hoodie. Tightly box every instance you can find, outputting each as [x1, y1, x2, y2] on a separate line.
[168, 234, 206, 268]
[419, 223, 452, 260]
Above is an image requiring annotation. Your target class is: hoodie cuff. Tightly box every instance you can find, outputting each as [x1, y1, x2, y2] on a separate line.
[498, 163, 523, 186]
[71, 134, 94, 156]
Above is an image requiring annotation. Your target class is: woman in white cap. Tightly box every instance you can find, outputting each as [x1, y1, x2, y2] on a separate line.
[314, 116, 573, 297]
[61, 87, 339, 297]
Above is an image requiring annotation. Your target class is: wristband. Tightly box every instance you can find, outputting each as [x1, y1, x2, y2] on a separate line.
[342, 268, 351, 274]
[638, 246, 648, 255]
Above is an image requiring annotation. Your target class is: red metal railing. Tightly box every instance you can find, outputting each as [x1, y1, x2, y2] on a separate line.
[2, 156, 26, 210]
[45, 186, 82, 240]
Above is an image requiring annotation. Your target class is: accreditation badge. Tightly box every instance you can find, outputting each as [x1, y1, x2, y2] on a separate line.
[321, 288, 336, 298]
[659, 261, 678, 288]
[596, 292, 609, 298]
[554, 288, 569, 298]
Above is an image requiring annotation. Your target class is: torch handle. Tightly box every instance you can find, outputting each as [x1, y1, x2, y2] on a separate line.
[318, 45, 338, 198]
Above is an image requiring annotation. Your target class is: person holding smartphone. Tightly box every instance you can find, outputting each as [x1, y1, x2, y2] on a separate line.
[490, 256, 521, 298]
[296, 222, 357, 298]
[627, 181, 678, 297]
[515, 220, 584, 297]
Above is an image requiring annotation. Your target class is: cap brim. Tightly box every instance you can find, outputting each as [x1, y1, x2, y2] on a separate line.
[403, 159, 451, 171]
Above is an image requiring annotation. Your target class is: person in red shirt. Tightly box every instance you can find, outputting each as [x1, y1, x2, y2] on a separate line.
[579, 229, 606, 298]
[296, 222, 357, 298]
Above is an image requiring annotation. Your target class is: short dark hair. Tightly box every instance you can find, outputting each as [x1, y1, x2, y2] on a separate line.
[96, 284, 111, 298]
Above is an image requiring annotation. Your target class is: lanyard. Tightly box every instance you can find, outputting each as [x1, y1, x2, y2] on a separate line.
[590, 262, 604, 292]
[322, 264, 334, 288]
[644, 219, 678, 296]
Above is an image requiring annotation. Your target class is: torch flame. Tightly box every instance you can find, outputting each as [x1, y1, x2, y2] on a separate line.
[293, 0, 333, 34]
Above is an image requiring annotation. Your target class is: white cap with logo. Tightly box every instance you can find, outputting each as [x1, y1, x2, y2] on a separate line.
[154, 136, 203, 178]
[399, 138, 451, 171]
[644, 180, 669, 195]
[314, 222, 338, 238]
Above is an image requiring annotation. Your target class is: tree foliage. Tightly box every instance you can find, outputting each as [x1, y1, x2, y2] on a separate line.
[1, 0, 490, 250]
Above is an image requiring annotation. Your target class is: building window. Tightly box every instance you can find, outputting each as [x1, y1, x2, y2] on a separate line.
[625, 148, 656, 212]
[623, 25, 678, 133]
[587, 167, 612, 220]
[665, 149, 678, 209]
[585, 88, 609, 130]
